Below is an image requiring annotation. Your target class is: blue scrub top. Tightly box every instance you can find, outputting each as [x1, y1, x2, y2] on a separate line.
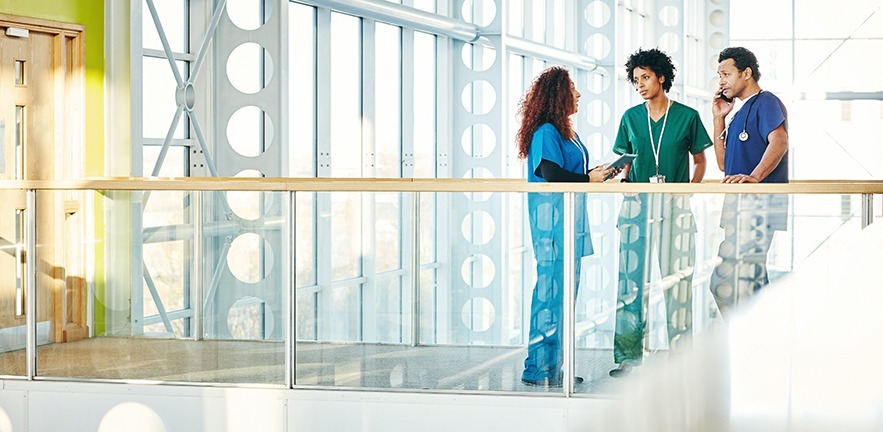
[724, 91, 789, 183]
[526, 123, 594, 258]
[527, 123, 588, 182]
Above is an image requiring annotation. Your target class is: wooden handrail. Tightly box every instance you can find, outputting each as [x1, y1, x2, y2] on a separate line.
[0, 178, 882, 194]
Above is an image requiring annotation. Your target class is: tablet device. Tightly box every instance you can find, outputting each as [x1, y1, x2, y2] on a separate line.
[604, 153, 636, 180]
[609, 153, 637, 169]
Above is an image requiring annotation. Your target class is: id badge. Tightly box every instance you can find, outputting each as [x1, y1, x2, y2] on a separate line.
[649, 175, 666, 183]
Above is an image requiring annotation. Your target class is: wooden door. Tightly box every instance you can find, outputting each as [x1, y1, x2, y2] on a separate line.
[0, 15, 87, 350]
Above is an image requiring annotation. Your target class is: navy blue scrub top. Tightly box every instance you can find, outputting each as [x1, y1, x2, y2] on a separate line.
[724, 91, 789, 183]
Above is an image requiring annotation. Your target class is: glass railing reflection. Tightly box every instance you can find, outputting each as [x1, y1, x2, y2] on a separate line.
[0, 183, 874, 396]
[0, 189, 29, 377]
[596, 217, 883, 431]
[32, 189, 289, 385]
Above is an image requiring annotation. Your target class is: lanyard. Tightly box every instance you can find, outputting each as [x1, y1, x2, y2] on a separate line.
[569, 134, 589, 174]
[646, 99, 671, 176]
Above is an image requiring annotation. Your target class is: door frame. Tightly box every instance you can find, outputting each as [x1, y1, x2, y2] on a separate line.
[0, 13, 87, 344]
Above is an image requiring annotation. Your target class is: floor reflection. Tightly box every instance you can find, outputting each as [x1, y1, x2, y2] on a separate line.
[597, 221, 883, 431]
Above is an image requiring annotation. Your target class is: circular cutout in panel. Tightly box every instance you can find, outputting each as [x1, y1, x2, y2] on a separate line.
[461, 0, 497, 28]
[620, 198, 643, 219]
[715, 282, 734, 300]
[620, 249, 641, 275]
[587, 199, 613, 227]
[534, 272, 560, 302]
[226, 0, 272, 31]
[709, 9, 726, 27]
[619, 223, 641, 245]
[584, 132, 611, 160]
[584, 71, 611, 94]
[709, 32, 726, 49]
[227, 170, 275, 221]
[227, 42, 274, 94]
[460, 124, 497, 158]
[617, 278, 640, 305]
[227, 105, 275, 157]
[98, 403, 166, 432]
[675, 212, 694, 230]
[659, 32, 680, 54]
[585, 100, 611, 127]
[227, 296, 276, 339]
[0, 410, 10, 432]
[461, 210, 496, 245]
[460, 253, 496, 289]
[460, 43, 497, 72]
[585, 265, 612, 292]
[583, 34, 611, 59]
[227, 233, 275, 283]
[533, 202, 558, 232]
[673, 234, 689, 250]
[460, 80, 497, 115]
[670, 310, 692, 332]
[584, 1, 612, 28]
[460, 297, 495, 332]
[659, 6, 680, 27]
[462, 167, 495, 202]
[591, 231, 611, 256]
[389, 364, 404, 387]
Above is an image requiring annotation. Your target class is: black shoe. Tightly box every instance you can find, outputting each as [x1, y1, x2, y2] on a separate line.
[521, 376, 584, 387]
[608, 364, 632, 377]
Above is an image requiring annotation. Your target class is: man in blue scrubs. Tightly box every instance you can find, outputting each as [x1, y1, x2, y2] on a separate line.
[710, 47, 789, 314]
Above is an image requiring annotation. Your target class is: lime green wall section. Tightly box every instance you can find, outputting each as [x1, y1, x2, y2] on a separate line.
[1, 0, 105, 176]
[1, 0, 109, 334]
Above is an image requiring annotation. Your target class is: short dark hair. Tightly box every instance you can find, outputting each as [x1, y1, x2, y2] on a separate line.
[718, 47, 761, 82]
[625, 48, 676, 92]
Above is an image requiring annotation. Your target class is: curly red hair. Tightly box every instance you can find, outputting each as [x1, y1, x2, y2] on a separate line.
[515, 66, 576, 160]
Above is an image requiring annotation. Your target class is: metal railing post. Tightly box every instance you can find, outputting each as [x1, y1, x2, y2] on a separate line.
[411, 191, 421, 346]
[861, 193, 874, 228]
[193, 191, 204, 339]
[287, 191, 297, 387]
[25, 189, 36, 379]
[562, 192, 575, 396]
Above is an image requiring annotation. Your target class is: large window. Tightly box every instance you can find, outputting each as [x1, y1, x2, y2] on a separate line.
[128, 0, 723, 349]
[139, 0, 193, 337]
[731, 0, 883, 180]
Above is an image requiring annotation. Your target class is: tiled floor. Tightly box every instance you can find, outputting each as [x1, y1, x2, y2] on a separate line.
[0, 338, 627, 394]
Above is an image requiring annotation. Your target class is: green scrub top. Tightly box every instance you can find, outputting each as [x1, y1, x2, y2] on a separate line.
[613, 101, 712, 183]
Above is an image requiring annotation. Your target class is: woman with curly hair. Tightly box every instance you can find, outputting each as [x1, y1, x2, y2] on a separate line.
[516, 66, 616, 387]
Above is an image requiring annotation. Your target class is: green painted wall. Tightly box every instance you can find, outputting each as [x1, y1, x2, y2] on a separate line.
[0, 0, 105, 176]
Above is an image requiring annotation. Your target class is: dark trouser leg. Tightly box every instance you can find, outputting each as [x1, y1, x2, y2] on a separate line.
[664, 195, 696, 350]
[711, 194, 776, 315]
[614, 195, 647, 365]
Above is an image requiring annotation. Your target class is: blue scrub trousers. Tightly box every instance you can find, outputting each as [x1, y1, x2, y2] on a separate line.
[523, 192, 591, 382]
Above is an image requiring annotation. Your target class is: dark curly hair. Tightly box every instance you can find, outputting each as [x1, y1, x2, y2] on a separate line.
[515, 66, 575, 160]
[625, 48, 676, 92]
[718, 47, 761, 81]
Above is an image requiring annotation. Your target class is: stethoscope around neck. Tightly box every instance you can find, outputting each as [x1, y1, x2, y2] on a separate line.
[737, 91, 762, 142]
